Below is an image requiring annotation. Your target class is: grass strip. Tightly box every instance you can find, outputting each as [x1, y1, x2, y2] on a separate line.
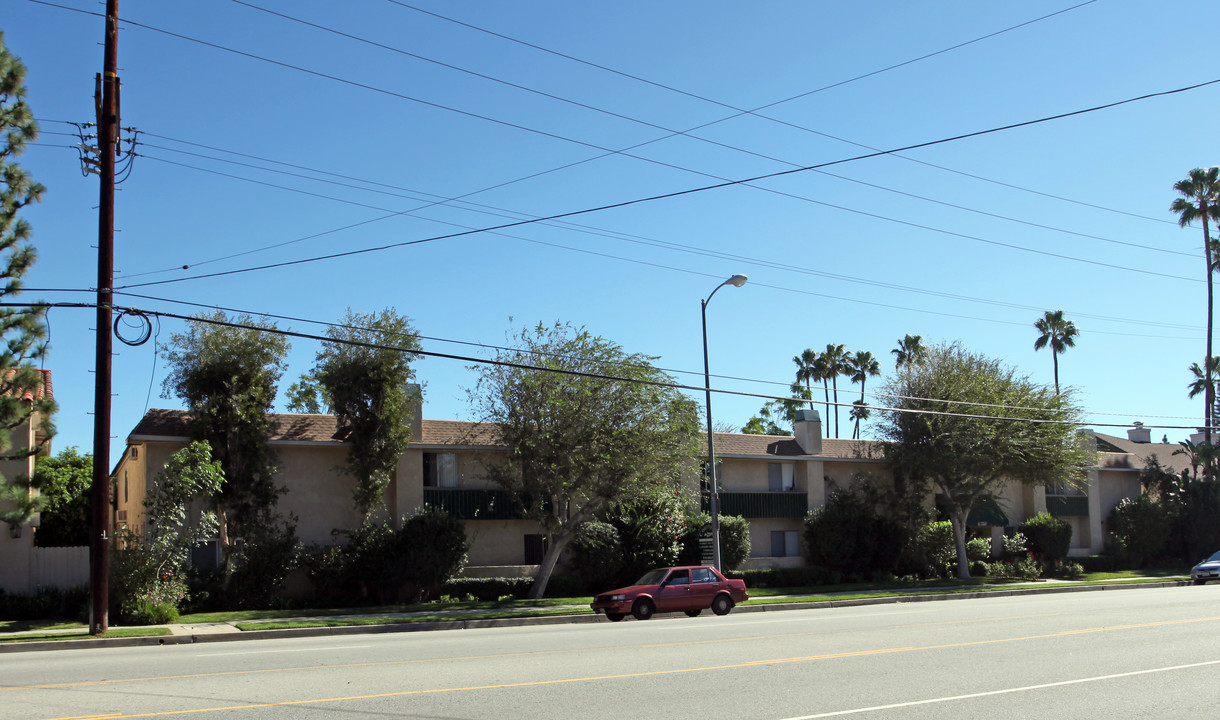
[0, 627, 171, 643]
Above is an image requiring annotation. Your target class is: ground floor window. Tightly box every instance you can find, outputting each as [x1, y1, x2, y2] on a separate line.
[770, 530, 799, 557]
[524, 534, 548, 564]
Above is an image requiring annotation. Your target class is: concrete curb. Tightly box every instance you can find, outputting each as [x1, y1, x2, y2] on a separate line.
[0, 580, 1189, 654]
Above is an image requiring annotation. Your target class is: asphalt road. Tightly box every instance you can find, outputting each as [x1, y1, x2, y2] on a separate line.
[6, 584, 1219, 719]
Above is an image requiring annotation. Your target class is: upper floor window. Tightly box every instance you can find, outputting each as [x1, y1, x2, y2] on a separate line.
[768, 462, 794, 492]
[1046, 480, 1084, 497]
[423, 452, 458, 488]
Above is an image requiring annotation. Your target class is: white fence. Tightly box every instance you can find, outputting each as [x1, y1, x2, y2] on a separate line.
[29, 545, 89, 590]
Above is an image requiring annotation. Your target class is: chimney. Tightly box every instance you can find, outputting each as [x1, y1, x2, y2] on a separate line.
[794, 409, 822, 454]
[1127, 422, 1151, 444]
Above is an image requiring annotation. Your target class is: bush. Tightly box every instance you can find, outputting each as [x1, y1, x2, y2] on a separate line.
[0, 586, 88, 621]
[1107, 495, 1171, 567]
[397, 505, 469, 601]
[442, 577, 533, 601]
[224, 517, 303, 610]
[1021, 512, 1072, 561]
[568, 521, 624, 590]
[910, 521, 956, 578]
[730, 566, 840, 588]
[966, 537, 992, 562]
[804, 489, 904, 577]
[987, 553, 1041, 579]
[1042, 558, 1084, 579]
[677, 511, 750, 571]
[1170, 479, 1220, 563]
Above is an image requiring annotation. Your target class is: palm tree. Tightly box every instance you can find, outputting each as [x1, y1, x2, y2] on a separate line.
[792, 348, 819, 410]
[848, 400, 871, 439]
[811, 351, 831, 422]
[1171, 167, 1220, 439]
[847, 350, 881, 439]
[1033, 310, 1079, 395]
[891, 334, 927, 369]
[821, 344, 848, 438]
[1187, 357, 1220, 432]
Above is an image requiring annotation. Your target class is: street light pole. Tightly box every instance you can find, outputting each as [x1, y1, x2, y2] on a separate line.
[702, 274, 747, 572]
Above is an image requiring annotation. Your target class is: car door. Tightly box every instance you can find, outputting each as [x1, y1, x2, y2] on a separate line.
[688, 566, 720, 609]
[654, 569, 693, 612]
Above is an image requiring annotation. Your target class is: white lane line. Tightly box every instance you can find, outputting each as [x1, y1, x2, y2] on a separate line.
[196, 645, 371, 657]
[777, 659, 1220, 719]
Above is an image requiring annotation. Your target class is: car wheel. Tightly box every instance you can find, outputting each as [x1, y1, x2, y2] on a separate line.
[684, 609, 701, 617]
[606, 612, 626, 622]
[1195, 579, 1208, 586]
[711, 594, 734, 616]
[632, 598, 655, 621]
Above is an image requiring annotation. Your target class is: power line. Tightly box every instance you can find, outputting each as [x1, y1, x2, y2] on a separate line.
[112, 77, 1220, 291]
[383, 0, 1176, 228]
[8, 299, 1202, 431]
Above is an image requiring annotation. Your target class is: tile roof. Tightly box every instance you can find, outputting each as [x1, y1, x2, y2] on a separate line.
[1091, 432, 1191, 475]
[3, 368, 52, 402]
[129, 409, 502, 447]
[123, 411, 1191, 472]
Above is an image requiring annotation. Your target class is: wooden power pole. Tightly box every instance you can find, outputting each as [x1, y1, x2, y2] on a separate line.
[90, 0, 119, 636]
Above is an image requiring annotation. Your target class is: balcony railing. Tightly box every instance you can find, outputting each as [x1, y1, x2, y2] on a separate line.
[1046, 495, 1089, 517]
[423, 488, 521, 520]
[719, 491, 808, 518]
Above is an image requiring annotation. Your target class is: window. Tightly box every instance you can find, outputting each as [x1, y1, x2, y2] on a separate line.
[524, 534, 547, 565]
[768, 462, 794, 492]
[423, 452, 458, 488]
[666, 569, 691, 585]
[692, 567, 717, 584]
[1046, 481, 1084, 496]
[770, 530, 799, 557]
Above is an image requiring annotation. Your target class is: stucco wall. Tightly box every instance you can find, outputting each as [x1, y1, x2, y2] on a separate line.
[464, 519, 542, 566]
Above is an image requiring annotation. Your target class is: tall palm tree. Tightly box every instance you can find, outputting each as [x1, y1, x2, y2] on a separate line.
[1187, 357, 1220, 426]
[811, 351, 831, 422]
[821, 343, 848, 438]
[792, 348, 819, 410]
[847, 350, 881, 439]
[1033, 310, 1079, 395]
[848, 400, 871, 439]
[891, 334, 928, 369]
[1172, 167, 1220, 440]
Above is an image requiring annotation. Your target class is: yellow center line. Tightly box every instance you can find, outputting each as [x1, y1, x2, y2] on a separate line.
[34, 615, 1220, 720]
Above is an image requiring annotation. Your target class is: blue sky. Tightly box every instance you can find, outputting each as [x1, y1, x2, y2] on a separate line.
[4, 0, 1218, 463]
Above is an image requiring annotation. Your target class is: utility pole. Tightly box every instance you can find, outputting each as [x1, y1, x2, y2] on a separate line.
[90, 0, 119, 636]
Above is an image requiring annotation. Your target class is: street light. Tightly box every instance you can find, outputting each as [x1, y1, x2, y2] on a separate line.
[702, 273, 747, 572]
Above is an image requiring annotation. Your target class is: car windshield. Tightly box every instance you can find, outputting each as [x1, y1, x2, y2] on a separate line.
[635, 569, 670, 586]
[1208, 551, 1220, 562]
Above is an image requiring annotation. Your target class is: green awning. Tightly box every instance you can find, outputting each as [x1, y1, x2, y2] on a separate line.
[937, 495, 1010, 527]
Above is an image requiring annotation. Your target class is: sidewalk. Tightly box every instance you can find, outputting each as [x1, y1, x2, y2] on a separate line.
[0, 578, 1189, 653]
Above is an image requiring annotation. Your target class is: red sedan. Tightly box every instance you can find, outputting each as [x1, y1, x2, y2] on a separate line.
[590, 565, 749, 621]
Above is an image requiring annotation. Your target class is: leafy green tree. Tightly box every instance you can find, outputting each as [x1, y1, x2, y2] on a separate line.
[284, 370, 330, 414]
[31, 447, 91, 547]
[877, 343, 1089, 578]
[891, 334, 928, 369]
[161, 311, 289, 556]
[314, 308, 421, 519]
[0, 34, 56, 536]
[470, 321, 701, 598]
[1171, 167, 1220, 438]
[111, 442, 224, 623]
[847, 350, 880, 439]
[1033, 310, 1079, 395]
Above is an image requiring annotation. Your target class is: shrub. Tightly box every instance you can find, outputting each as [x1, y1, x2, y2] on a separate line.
[987, 553, 1041, 579]
[910, 521, 956, 578]
[224, 517, 302, 610]
[804, 489, 904, 577]
[1042, 558, 1084, 579]
[0, 586, 88, 621]
[398, 505, 469, 601]
[568, 521, 624, 590]
[1170, 479, 1220, 563]
[1021, 512, 1072, 561]
[1107, 495, 1171, 567]
[677, 511, 750, 571]
[442, 577, 532, 601]
[966, 537, 992, 562]
[730, 566, 839, 588]
[1002, 532, 1028, 557]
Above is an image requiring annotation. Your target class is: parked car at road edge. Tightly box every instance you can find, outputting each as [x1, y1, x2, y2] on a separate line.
[1191, 551, 1220, 585]
[590, 565, 749, 621]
